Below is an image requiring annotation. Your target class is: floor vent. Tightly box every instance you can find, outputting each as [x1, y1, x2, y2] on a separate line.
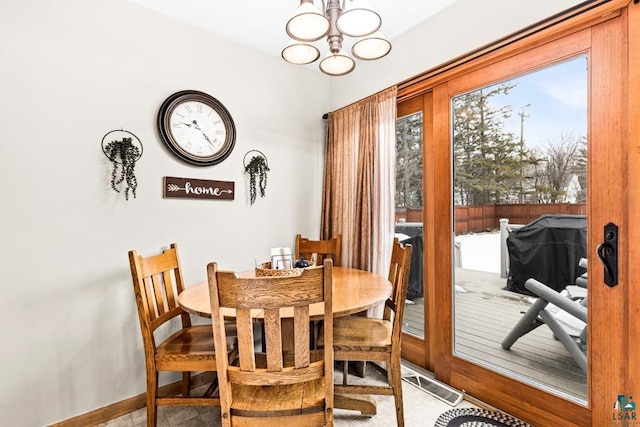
[402, 370, 463, 406]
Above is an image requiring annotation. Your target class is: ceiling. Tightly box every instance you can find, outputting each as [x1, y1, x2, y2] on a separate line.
[129, 0, 459, 60]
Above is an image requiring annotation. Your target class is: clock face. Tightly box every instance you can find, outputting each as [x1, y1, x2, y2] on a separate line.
[157, 90, 236, 166]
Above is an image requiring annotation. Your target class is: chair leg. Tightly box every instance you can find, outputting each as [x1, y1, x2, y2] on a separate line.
[181, 372, 190, 397]
[147, 372, 158, 427]
[388, 358, 404, 427]
[501, 297, 549, 350]
[343, 361, 348, 385]
[342, 360, 367, 380]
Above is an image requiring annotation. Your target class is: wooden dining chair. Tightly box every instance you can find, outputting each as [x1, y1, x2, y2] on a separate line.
[332, 239, 412, 427]
[128, 243, 235, 427]
[207, 259, 334, 427]
[295, 234, 342, 266]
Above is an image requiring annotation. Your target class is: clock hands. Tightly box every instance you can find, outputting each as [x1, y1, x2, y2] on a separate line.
[200, 131, 215, 148]
[186, 119, 216, 150]
[177, 119, 220, 151]
[178, 120, 203, 129]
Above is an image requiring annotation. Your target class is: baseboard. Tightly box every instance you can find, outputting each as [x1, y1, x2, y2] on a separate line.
[49, 372, 216, 427]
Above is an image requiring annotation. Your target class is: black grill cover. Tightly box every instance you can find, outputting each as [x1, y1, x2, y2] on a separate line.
[399, 234, 424, 300]
[506, 214, 587, 295]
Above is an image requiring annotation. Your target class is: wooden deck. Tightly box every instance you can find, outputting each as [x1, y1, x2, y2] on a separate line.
[402, 268, 587, 403]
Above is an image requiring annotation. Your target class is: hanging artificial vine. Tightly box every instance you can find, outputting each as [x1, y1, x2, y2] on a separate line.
[244, 151, 269, 205]
[103, 135, 142, 200]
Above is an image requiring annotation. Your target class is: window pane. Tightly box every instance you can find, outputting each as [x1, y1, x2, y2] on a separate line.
[396, 111, 424, 338]
[452, 55, 588, 404]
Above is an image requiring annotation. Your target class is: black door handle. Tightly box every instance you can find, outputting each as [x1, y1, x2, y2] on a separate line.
[597, 222, 618, 287]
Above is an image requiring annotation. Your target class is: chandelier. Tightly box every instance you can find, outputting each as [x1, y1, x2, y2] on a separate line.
[281, 0, 391, 76]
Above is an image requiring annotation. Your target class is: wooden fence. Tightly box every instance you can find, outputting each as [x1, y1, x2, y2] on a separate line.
[395, 203, 587, 235]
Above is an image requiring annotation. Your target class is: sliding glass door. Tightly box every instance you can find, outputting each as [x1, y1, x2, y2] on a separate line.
[399, 3, 634, 424]
[396, 94, 434, 368]
[451, 55, 588, 404]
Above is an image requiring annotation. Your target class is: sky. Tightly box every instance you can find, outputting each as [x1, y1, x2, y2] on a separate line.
[485, 54, 588, 150]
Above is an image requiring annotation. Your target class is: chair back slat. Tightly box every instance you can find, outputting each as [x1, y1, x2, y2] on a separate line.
[264, 308, 284, 371]
[162, 270, 177, 310]
[141, 276, 158, 320]
[236, 308, 256, 372]
[153, 272, 168, 315]
[294, 305, 310, 368]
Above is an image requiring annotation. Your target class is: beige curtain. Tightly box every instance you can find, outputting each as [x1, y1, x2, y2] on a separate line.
[321, 87, 397, 277]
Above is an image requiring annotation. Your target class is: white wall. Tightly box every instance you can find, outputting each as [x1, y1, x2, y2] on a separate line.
[329, 0, 585, 110]
[0, 0, 328, 425]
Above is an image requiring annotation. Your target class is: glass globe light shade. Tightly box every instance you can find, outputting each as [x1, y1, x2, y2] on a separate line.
[282, 39, 321, 64]
[336, 0, 381, 37]
[352, 31, 391, 60]
[286, 2, 330, 42]
[319, 49, 356, 76]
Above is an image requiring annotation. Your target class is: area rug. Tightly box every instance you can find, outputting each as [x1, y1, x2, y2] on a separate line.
[435, 408, 532, 427]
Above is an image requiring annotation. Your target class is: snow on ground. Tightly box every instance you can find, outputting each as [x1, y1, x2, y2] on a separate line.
[455, 231, 501, 274]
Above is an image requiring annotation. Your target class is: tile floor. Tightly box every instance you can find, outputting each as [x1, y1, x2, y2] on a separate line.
[97, 363, 478, 427]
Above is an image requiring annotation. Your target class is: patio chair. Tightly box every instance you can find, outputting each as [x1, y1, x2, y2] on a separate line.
[501, 258, 588, 373]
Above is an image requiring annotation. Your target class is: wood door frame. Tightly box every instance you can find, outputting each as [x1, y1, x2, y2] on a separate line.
[398, 94, 435, 370]
[627, 3, 640, 423]
[397, 1, 636, 425]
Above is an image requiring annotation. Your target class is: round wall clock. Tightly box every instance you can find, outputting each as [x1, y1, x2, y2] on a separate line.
[157, 90, 236, 166]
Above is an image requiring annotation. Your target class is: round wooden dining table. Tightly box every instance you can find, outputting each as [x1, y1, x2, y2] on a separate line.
[178, 266, 392, 319]
[178, 265, 390, 417]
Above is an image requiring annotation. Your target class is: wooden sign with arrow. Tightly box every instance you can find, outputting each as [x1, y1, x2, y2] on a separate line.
[163, 176, 234, 200]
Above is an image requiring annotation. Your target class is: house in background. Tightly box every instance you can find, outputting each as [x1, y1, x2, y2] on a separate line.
[1, 1, 637, 426]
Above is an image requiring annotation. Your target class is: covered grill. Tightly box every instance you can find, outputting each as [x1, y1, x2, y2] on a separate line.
[506, 214, 587, 295]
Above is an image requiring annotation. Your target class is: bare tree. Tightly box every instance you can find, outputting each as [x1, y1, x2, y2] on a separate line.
[536, 132, 586, 202]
